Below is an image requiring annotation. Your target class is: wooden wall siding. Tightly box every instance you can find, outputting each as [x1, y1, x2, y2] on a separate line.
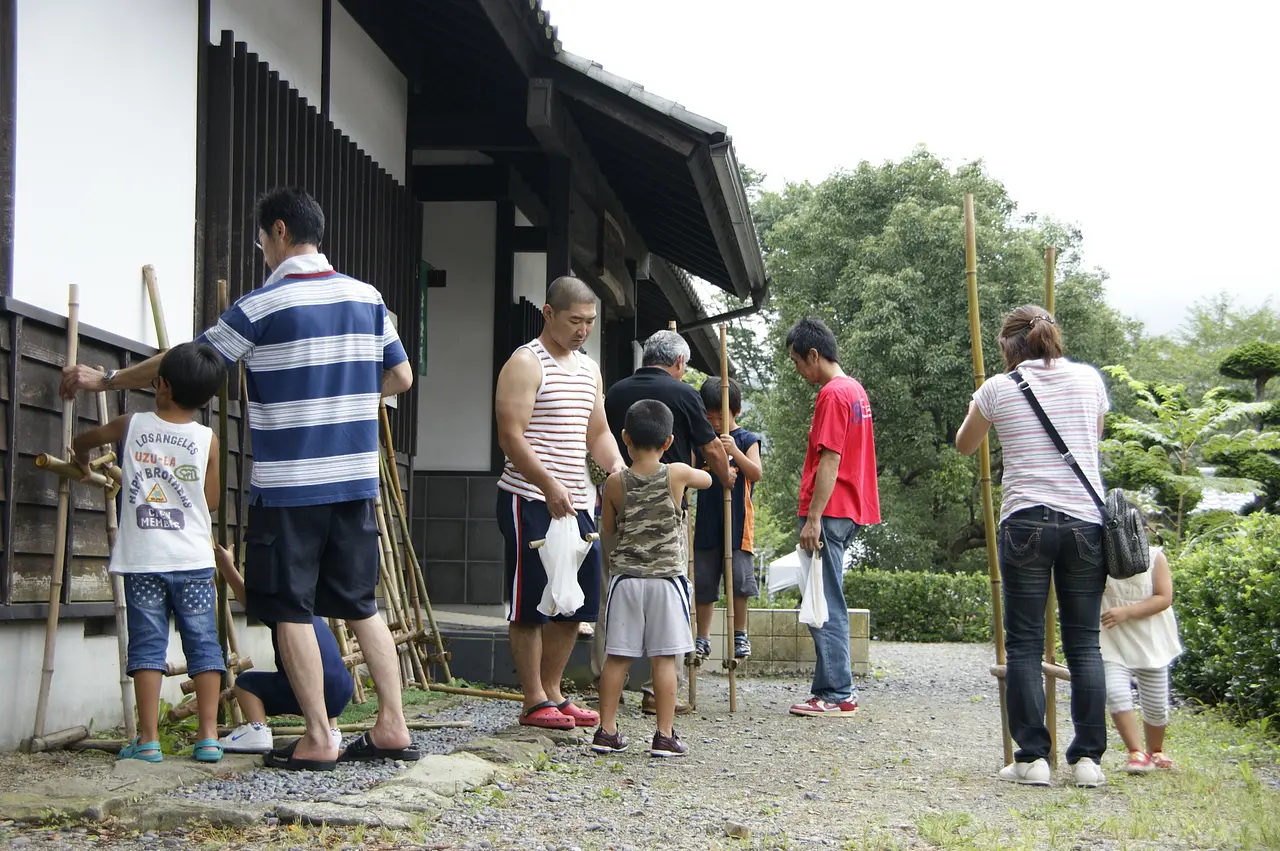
[202, 34, 422, 458]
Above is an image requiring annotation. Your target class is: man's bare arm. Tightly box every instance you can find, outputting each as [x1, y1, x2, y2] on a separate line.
[586, 364, 624, 474]
[383, 361, 414, 398]
[495, 348, 562, 496]
[699, 437, 735, 487]
[806, 449, 842, 522]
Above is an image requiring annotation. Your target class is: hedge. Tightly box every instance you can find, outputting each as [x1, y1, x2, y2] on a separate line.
[842, 569, 993, 643]
[1173, 513, 1280, 723]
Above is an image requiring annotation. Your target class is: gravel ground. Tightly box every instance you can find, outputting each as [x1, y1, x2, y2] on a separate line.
[3, 642, 1276, 851]
[166, 699, 521, 804]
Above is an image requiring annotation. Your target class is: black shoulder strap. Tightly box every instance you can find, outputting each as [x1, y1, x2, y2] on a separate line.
[1009, 370, 1106, 513]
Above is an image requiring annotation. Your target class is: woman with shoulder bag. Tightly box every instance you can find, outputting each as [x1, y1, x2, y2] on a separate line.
[957, 305, 1111, 789]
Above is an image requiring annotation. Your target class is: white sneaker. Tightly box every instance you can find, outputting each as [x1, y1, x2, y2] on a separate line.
[998, 758, 1051, 786]
[219, 722, 273, 754]
[330, 728, 343, 750]
[1072, 757, 1106, 788]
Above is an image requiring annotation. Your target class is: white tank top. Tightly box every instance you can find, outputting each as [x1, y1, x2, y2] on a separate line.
[497, 338, 595, 511]
[1099, 547, 1183, 669]
[110, 412, 215, 574]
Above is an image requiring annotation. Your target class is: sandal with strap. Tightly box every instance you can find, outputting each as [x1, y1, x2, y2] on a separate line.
[1150, 751, 1174, 770]
[557, 700, 599, 727]
[520, 700, 575, 730]
[338, 731, 421, 763]
[192, 738, 223, 763]
[117, 738, 163, 763]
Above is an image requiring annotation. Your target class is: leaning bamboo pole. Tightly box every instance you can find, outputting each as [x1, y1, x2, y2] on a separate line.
[33, 285, 79, 739]
[671, 320, 699, 709]
[214, 280, 235, 722]
[142, 265, 169, 350]
[964, 195, 1014, 766]
[97, 391, 136, 741]
[34, 454, 114, 490]
[719, 324, 738, 712]
[1042, 245, 1059, 767]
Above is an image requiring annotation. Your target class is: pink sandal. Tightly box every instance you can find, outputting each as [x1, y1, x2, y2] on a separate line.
[520, 701, 575, 730]
[1150, 752, 1174, 770]
[557, 700, 600, 727]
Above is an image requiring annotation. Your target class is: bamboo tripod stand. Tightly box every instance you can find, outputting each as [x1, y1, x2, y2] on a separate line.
[966, 199, 1072, 767]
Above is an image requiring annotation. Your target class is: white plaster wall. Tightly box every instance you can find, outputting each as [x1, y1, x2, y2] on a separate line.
[0, 616, 274, 751]
[211, 0, 323, 106]
[513, 252, 545, 307]
[330, 3, 407, 183]
[418, 203, 496, 471]
[13, 0, 198, 346]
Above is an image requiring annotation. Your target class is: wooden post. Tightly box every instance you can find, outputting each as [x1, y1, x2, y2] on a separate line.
[965, 195, 1014, 766]
[671, 319, 699, 708]
[143, 265, 170, 350]
[719, 324, 737, 711]
[1042, 245, 1059, 767]
[97, 391, 136, 741]
[33, 285, 79, 739]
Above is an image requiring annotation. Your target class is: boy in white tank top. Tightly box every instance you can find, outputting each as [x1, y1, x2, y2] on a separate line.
[72, 343, 227, 764]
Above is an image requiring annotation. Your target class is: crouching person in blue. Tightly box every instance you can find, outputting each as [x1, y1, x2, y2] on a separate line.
[214, 545, 354, 754]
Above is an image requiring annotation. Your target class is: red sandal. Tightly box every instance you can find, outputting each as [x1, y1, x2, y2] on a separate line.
[520, 701, 575, 730]
[557, 700, 600, 727]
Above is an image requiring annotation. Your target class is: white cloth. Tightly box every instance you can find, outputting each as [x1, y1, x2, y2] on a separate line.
[796, 545, 828, 628]
[1100, 547, 1183, 669]
[536, 516, 591, 617]
[262, 252, 333, 288]
[110, 413, 215, 574]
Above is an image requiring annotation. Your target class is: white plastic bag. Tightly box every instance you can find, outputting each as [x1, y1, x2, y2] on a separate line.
[536, 517, 591, 617]
[796, 545, 829, 629]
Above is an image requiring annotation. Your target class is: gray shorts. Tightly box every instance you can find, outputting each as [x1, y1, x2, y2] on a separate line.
[693, 548, 758, 604]
[602, 574, 695, 658]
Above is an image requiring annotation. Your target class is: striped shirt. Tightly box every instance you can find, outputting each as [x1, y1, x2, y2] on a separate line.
[197, 253, 407, 507]
[974, 358, 1110, 524]
[497, 338, 596, 511]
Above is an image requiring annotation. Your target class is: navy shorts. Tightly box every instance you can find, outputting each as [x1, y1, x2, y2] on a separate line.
[123, 569, 225, 677]
[244, 500, 380, 625]
[497, 491, 602, 625]
[236, 618, 353, 719]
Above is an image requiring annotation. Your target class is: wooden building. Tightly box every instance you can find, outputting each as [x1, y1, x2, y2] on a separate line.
[0, 0, 765, 749]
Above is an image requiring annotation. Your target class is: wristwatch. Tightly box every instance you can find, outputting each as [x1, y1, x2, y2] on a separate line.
[103, 369, 119, 389]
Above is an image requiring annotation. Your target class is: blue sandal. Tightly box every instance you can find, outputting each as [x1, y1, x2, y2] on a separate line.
[192, 738, 224, 763]
[118, 738, 163, 763]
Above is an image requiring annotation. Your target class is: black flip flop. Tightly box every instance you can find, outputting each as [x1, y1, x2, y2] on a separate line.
[262, 739, 336, 772]
[337, 731, 422, 763]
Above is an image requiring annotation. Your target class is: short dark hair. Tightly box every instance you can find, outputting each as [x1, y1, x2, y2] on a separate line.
[624, 399, 673, 451]
[700, 377, 741, 416]
[158, 343, 227, 410]
[786, 317, 839, 364]
[546, 276, 596, 311]
[256, 187, 325, 247]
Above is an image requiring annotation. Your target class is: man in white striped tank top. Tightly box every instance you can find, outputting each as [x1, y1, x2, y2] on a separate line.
[495, 277, 626, 731]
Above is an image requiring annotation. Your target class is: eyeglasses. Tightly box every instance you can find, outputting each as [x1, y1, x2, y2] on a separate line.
[255, 241, 263, 251]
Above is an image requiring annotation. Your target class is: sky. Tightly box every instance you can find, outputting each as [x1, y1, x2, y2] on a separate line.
[544, 0, 1278, 335]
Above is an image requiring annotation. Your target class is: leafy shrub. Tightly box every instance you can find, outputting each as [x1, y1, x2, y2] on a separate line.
[1173, 513, 1280, 722]
[843, 569, 992, 643]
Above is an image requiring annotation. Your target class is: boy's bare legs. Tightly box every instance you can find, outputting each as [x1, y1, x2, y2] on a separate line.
[695, 602, 713, 641]
[1111, 710, 1144, 754]
[650, 655, 678, 737]
[734, 596, 749, 634]
[234, 688, 267, 724]
[598, 655, 631, 733]
[134, 670, 162, 745]
[193, 670, 222, 743]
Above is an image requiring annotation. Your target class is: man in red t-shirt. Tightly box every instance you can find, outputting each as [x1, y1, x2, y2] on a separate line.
[786, 317, 881, 718]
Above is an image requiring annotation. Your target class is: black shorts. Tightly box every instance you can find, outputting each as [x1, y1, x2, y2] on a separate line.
[243, 499, 380, 624]
[497, 490, 602, 625]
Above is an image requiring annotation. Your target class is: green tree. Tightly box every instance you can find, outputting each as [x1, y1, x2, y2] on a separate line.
[744, 148, 1134, 570]
[1218, 340, 1280, 403]
[1101, 365, 1279, 541]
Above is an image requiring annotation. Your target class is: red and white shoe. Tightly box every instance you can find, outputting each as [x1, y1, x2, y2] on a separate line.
[1150, 751, 1174, 771]
[789, 697, 858, 717]
[1125, 750, 1155, 774]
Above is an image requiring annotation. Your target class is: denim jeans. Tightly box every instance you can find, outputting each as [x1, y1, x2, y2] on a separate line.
[123, 569, 225, 677]
[798, 516, 859, 702]
[1000, 506, 1107, 765]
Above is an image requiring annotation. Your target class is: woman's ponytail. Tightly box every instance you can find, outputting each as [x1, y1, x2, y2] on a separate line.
[999, 305, 1064, 371]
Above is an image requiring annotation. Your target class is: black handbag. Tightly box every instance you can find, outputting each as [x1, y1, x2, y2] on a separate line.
[1009, 370, 1150, 579]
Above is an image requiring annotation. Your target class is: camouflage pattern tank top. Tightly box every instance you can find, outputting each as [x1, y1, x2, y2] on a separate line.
[610, 464, 685, 578]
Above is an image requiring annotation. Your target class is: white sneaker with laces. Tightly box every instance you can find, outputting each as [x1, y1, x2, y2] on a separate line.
[220, 722, 273, 754]
[1072, 757, 1107, 787]
[998, 758, 1051, 786]
[330, 727, 343, 750]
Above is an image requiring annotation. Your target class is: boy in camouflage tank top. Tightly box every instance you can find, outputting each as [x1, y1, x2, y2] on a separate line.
[592, 401, 712, 758]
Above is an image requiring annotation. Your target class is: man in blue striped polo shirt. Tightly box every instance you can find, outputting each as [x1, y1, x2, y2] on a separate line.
[62, 188, 417, 771]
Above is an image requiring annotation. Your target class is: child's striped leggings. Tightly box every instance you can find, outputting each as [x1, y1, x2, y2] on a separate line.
[1103, 660, 1171, 727]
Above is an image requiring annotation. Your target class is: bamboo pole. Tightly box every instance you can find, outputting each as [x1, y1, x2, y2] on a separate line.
[22, 726, 89, 754]
[964, 195, 1014, 766]
[214, 280, 234, 723]
[373, 491, 426, 687]
[97, 391, 136, 741]
[1042, 245, 1059, 767]
[671, 320, 698, 709]
[33, 454, 115, 490]
[169, 687, 235, 722]
[427, 683, 524, 702]
[247, 720, 473, 737]
[331, 619, 367, 704]
[167, 654, 252, 678]
[142, 265, 169, 350]
[377, 409, 453, 682]
[33, 285, 79, 739]
[719, 324, 737, 711]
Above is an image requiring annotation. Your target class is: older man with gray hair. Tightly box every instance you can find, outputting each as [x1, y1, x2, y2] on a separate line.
[595, 329, 736, 712]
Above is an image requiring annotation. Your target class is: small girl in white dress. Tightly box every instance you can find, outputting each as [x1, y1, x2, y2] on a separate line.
[1100, 544, 1182, 774]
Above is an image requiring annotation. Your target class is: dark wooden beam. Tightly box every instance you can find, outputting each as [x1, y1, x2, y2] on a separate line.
[547, 156, 570, 282]
[552, 75, 697, 158]
[0, 0, 16, 298]
[411, 165, 506, 202]
[511, 226, 546, 253]
[409, 113, 540, 152]
[473, 0, 544, 78]
[321, 0, 332, 118]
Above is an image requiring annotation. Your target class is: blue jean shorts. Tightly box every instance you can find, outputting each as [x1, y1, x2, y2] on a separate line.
[123, 569, 225, 677]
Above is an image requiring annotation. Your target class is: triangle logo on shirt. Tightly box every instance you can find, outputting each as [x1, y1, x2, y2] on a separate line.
[146, 484, 168, 504]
